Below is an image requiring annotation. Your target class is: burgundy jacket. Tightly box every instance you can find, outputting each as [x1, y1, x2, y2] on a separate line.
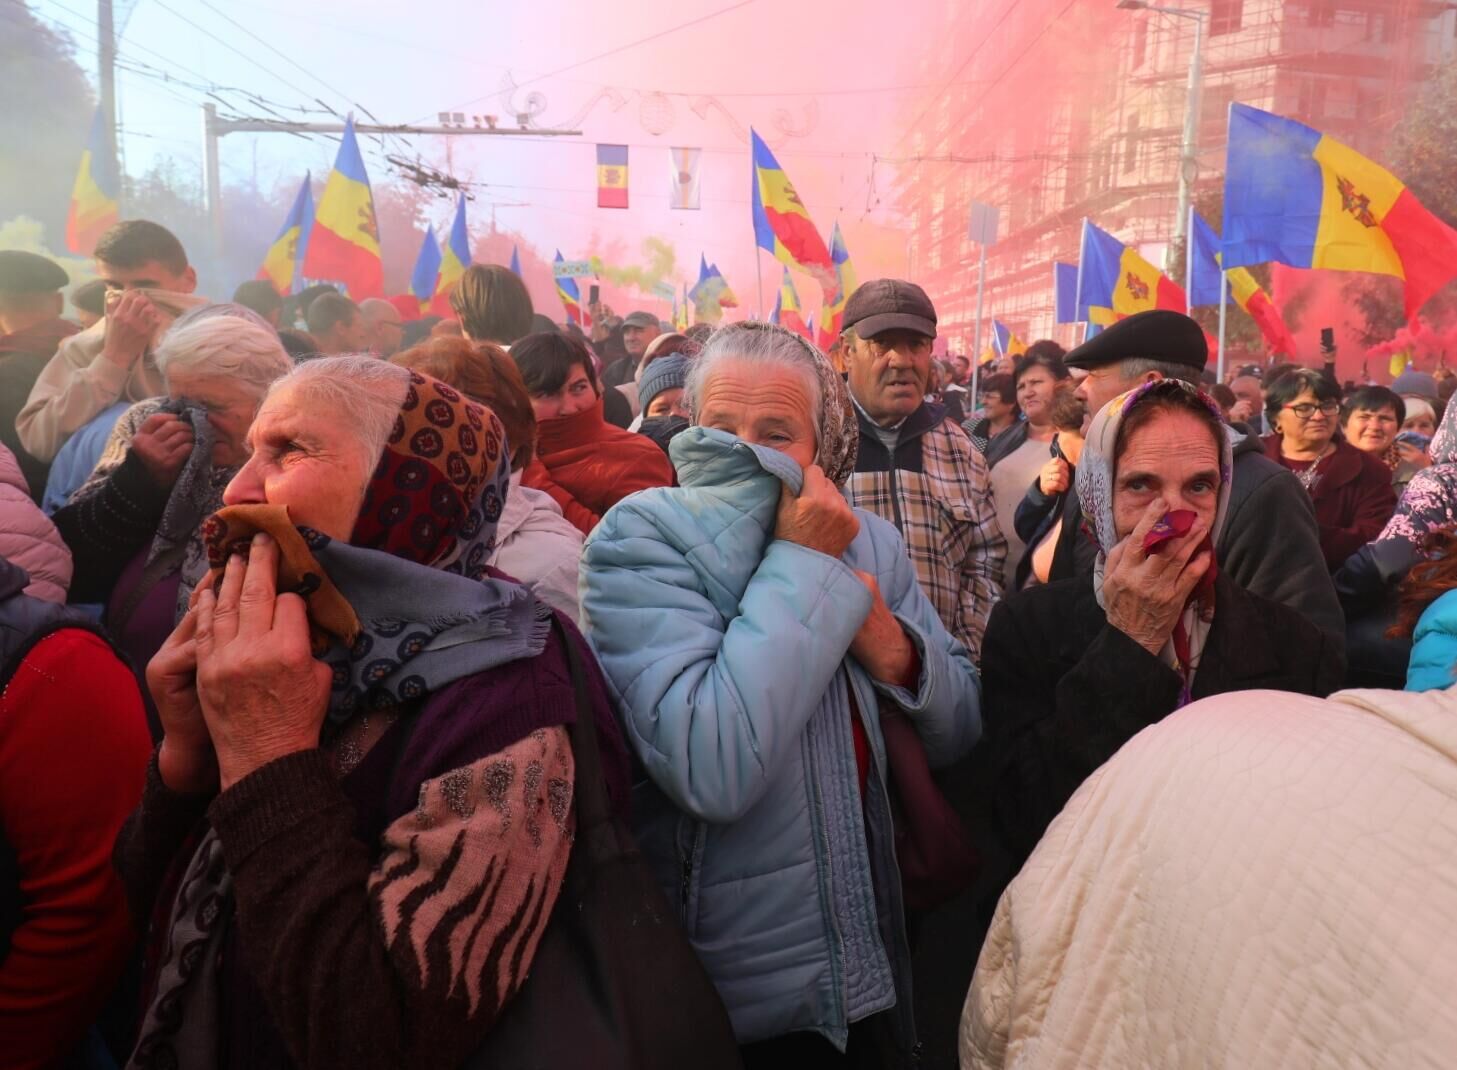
[1261, 435, 1397, 570]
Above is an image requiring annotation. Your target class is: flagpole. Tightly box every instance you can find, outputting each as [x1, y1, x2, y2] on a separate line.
[972, 240, 987, 390]
[1185, 205, 1196, 315]
[1074, 219, 1089, 346]
[1217, 267, 1229, 383]
[755, 248, 765, 321]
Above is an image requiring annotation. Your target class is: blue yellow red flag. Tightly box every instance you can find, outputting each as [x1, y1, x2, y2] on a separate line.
[597, 145, 629, 209]
[509, 245, 522, 278]
[1076, 220, 1187, 326]
[1189, 212, 1297, 356]
[256, 174, 314, 295]
[66, 107, 121, 255]
[711, 263, 738, 309]
[302, 117, 383, 298]
[408, 227, 442, 314]
[430, 194, 471, 314]
[992, 320, 1028, 358]
[1053, 262, 1079, 324]
[816, 221, 856, 348]
[553, 250, 588, 327]
[689, 255, 731, 323]
[770, 268, 811, 339]
[751, 129, 834, 286]
[1222, 103, 1457, 320]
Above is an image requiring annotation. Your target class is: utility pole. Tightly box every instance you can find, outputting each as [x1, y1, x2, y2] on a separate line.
[201, 113, 583, 264]
[98, 0, 120, 212]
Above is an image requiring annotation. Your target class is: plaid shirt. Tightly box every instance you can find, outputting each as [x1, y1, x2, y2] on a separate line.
[845, 402, 1006, 662]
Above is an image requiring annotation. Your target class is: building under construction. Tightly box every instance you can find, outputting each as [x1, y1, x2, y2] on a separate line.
[894, 0, 1457, 355]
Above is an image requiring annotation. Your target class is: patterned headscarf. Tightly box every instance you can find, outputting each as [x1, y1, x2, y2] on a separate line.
[1076, 380, 1233, 705]
[688, 321, 859, 486]
[1381, 392, 1457, 549]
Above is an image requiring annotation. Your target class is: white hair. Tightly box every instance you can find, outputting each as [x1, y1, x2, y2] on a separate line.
[265, 354, 410, 464]
[1404, 398, 1436, 424]
[153, 315, 293, 397]
[684, 322, 823, 425]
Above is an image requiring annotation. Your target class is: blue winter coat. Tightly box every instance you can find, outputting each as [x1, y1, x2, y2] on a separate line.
[580, 427, 982, 1051]
[1407, 588, 1457, 692]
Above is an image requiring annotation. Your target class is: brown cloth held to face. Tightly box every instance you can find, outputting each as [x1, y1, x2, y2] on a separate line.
[198, 503, 360, 654]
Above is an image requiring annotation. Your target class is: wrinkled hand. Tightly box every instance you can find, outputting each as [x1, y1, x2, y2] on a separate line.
[147, 608, 218, 794]
[1038, 456, 1071, 496]
[195, 533, 333, 790]
[849, 570, 919, 689]
[102, 290, 162, 369]
[132, 412, 194, 488]
[776, 464, 860, 559]
[1101, 500, 1213, 657]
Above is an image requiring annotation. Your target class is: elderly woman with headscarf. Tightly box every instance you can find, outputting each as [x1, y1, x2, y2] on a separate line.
[978, 380, 1343, 881]
[114, 356, 632, 1069]
[579, 322, 982, 1065]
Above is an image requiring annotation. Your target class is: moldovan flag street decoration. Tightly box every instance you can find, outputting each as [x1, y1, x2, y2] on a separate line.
[302, 117, 383, 299]
[992, 320, 1028, 359]
[751, 129, 834, 287]
[597, 145, 629, 209]
[817, 222, 857, 349]
[408, 227, 442, 315]
[1076, 219, 1187, 326]
[670, 146, 702, 209]
[770, 268, 812, 339]
[1189, 212, 1297, 357]
[430, 194, 471, 314]
[554, 251, 589, 328]
[256, 174, 314, 295]
[66, 107, 121, 254]
[1222, 103, 1457, 320]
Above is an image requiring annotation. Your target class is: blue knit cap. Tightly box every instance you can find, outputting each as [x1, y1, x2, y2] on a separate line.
[638, 354, 691, 412]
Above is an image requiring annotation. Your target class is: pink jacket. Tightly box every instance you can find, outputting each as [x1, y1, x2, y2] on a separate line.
[0, 445, 71, 602]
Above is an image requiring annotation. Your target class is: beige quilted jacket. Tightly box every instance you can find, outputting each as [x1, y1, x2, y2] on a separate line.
[963, 686, 1457, 1069]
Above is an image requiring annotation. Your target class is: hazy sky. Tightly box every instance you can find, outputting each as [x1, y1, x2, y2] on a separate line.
[34, 0, 943, 308]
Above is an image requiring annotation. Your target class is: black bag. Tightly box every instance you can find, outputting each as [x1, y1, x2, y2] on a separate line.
[470, 619, 742, 1069]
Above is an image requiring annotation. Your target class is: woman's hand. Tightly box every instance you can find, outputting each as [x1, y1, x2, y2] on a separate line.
[776, 465, 860, 559]
[195, 533, 334, 790]
[147, 607, 219, 794]
[1038, 456, 1071, 496]
[1102, 500, 1213, 657]
[849, 570, 919, 690]
[132, 411, 195, 488]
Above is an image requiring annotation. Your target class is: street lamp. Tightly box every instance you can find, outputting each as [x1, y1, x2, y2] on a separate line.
[1117, 1, 1207, 274]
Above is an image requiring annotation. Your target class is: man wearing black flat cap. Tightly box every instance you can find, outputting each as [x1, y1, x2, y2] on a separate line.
[0, 251, 77, 499]
[1059, 309, 1342, 644]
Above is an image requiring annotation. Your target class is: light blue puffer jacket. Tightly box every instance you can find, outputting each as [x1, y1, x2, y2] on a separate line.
[1407, 588, 1457, 692]
[580, 427, 982, 1052]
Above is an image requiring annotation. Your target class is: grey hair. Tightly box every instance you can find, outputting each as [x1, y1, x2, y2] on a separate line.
[684, 321, 824, 426]
[1116, 357, 1201, 387]
[265, 354, 409, 464]
[153, 315, 293, 397]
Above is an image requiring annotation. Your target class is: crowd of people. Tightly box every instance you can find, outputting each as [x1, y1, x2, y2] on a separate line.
[0, 219, 1454, 1070]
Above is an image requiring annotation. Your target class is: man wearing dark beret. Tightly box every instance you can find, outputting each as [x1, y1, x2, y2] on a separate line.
[0, 251, 77, 500]
[1060, 309, 1342, 645]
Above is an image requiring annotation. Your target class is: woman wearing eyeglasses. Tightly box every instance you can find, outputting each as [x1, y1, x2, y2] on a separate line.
[1262, 368, 1396, 570]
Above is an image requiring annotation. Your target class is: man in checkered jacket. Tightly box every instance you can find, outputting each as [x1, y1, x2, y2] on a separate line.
[840, 280, 1006, 662]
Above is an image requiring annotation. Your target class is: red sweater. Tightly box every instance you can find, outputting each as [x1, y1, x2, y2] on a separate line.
[523, 397, 675, 536]
[0, 629, 152, 1068]
[1262, 435, 1398, 570]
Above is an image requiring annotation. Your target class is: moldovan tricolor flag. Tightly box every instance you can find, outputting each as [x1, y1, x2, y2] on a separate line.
[1076, 220, 1187, 326]
[256, 174, 314, 295]
[408, 227, 442, 315]
[554, 250, 589, 327]
[670, 146, 702, 209]
[302, 117, 383, 298]
[509, 245, 522, 278]
[1222, 103, 1457, 320]
[992, 320, 1027, 359]
[1189, 212, 1297, 357]
[816, 222, 856, 349]
[770, 268, 811, 339]
[751, 129, 834, 287]
[597, 145, 629, 209]
[66, 107, 121, 255]
[431, 194, 471, 315]
[1053, 262, 1079, 324]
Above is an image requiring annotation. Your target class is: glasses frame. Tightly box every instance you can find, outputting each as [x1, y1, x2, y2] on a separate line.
[1282, 400, 1341, 421]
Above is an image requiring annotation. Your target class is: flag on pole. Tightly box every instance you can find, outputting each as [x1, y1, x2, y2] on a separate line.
[597, 144, 629, 209]
[770, 268, 811, 339]
[750, 129, 834, 286]
[689, 255, 732, 323]
[1222, 103, 1457, 320]
[1389, 348, 1412, 379]
[670, 146, 702, 210]
[817, 222, 857, 348]
[302, 117, 383, 298]
[674, 283, 690, 331]
[1076, 219, 1187, 325]
[408, 227, 442, 314]
[66, 107, 121, 254]
[1189, 212, 1298, 356]
[1053, 262, 1079, 324]
[431, 194, 471, 314]
[554, 250, 588, 327]
[711, 263, 738, 309]
[991, 320, 1028, 358]
[509, 245, 522, 278]
[256, 173, 314, 295]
